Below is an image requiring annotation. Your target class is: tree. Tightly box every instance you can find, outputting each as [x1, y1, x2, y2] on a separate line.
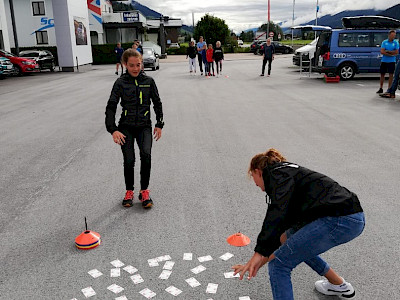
[259, 21, 283, 41]
[194, 14, 230, 46]
[240, 30, 255, 42]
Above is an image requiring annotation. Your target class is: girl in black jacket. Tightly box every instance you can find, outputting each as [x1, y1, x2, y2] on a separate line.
[233, 148, 364, 300]
[186, 40, 197, 74]
[213, 41, 224, 77]
[105, 49, 164, 208]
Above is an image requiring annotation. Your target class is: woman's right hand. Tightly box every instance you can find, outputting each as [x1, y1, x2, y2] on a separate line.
[112, 131, 126, 145]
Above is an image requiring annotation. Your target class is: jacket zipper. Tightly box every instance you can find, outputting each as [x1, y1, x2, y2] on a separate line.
[135, 79, 139, 124]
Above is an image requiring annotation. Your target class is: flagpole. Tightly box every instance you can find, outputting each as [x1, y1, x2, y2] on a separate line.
[291, 0, 295, 46]
[267, 0, 270, 40]
[315, 0, 319, 39]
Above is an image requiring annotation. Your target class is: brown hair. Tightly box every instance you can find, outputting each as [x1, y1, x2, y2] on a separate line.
[248, 148, 287, 176]
[121, 48, 142, 64]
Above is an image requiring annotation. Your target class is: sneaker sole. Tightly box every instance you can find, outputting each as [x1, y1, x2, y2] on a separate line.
[143, 202, 153, 208]
[315, 286, 355, 298]
[122, 202, 133, 207]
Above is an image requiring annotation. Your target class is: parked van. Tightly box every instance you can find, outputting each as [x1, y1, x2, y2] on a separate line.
[315, 16, 400, 80]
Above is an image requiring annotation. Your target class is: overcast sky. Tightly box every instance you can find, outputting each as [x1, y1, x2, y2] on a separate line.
[136, 0, 399, 33]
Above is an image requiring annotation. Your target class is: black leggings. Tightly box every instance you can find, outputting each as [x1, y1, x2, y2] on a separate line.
[215, 60, 222, 74]
[262, 57, 272, 75]
[119, 126, 152, 190]
[197, 53, 203, 72]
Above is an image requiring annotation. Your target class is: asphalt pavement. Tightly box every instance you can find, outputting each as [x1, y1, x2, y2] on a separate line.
[0, 53, 399, 300]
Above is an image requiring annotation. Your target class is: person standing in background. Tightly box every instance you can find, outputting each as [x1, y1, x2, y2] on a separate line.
[186, 41, 197, 74]
[260, 39, 275, 77]
[114, 43, 124, 75]
[197, 36, 207, 75]
[377, 30, 399, 94]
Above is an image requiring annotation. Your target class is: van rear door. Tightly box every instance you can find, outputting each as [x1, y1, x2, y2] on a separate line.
[315, 31, 332, 67]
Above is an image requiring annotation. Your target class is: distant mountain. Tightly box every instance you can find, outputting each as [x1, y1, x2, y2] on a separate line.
[379, 4, 400, 19]
[181, 25, 194, 33]
[131, 0, 161, 18]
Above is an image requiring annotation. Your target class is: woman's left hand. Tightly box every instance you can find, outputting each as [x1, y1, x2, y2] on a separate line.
[154, 127, 162, 141]
[232, 252, 269, 280]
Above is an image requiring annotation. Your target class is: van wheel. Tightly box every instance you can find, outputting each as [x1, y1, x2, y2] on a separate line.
[338, 63, 355, 80]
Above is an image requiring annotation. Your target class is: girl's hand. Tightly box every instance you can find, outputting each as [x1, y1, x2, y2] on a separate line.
[112, 131, 126, 145]
[154, 127, 162, 141]
[232, 252, 269, 280]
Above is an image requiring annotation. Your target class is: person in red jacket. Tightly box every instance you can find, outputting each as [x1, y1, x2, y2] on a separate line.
[233, 148, 364, 300]
[206, 44, 215, 76]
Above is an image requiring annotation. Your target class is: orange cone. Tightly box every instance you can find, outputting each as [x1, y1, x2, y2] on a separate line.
[75, 217, 101, 250]
[227, 232, 251, 247]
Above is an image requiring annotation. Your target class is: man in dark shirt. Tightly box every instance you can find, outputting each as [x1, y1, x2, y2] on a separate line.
[260, 39, 275, 77]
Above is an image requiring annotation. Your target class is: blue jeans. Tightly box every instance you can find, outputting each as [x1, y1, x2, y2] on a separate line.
[387, 61, 400, 94]
[268, 212, 365, 300]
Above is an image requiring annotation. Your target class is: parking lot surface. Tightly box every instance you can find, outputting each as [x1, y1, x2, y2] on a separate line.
[0, 54, 399, 299]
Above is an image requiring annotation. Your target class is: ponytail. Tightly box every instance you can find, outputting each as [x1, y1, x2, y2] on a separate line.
[248, 148, 287, 177]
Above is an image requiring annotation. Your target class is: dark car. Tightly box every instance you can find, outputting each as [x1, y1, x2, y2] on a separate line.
[250, 40, 265, 54]
[0, 56, 14, 78]
[0, 49, 39, 75]
[259, 41, 294, 55]
[142, 47, 159, 71]
[19, 50, 56, 71]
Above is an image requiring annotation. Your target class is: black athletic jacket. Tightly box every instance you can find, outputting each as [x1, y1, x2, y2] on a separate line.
[186, 46, 197, 59]
[255, 162, 363, 257]
[105, 71, 164, 134]
[213, 47, 224, 61]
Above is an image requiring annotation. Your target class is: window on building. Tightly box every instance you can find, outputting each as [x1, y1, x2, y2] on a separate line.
[32, 1, 45, 16]
[36, 31, 48, 44]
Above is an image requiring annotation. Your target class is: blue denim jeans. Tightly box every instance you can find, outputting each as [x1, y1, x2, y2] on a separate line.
[268, 212, 365, 300]
[387, 61, 400, 94]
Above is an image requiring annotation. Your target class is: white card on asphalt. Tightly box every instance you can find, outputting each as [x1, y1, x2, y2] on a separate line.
[183, 253, 193, 260]
[239, 297, 251, 300]
[206, 283, 218, 294]
[139, 288, 156, 299]
[156, 255, 172, 262]
[115, 296, 128, 300]
[219, 252, 234, 261]
[165, 286, 182, 296]
[191, 265, 206, 274]
[88, 269, 103, 278]
[224, 271, 240, 279]
[148, 258, 159, 267]
[81, 287, 96, 298]
[159, 270, 172, 279]
[163, 261, 175, 270]
[110, 268, 121, 277]
[131, 274, 144, 284]
[198, 255, 213, 262]
[110, 259, 124, 268]
[123, 265, 138, 274]
[185, 277, 201, 287]
[107, 284, 124, 294]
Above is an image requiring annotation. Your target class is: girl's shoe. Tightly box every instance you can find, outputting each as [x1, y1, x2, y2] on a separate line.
[379, 92, 395, 98]
[139, 189, 153, 208]
[315, 279, 355, 298]
[122, 190, 134, 207]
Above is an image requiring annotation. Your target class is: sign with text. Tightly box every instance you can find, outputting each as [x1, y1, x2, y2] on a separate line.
[123, 12, 139, 22]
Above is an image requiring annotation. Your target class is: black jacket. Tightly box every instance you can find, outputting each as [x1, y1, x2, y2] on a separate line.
[186, 46, 197, 59]
[255, 162, 363, 257]
[105, 71, 164, 134]
[213, 47, 224, 61]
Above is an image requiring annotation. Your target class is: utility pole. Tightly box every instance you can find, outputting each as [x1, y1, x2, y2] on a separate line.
[292, 0, 295, 47]
[267, 0, 270, 40]
[315, 0, 319, 39]
[9, 0, 19, 54]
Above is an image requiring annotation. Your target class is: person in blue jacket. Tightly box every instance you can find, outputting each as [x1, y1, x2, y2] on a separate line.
[233, 148, 365, 300]
[114, 43, 124, 75]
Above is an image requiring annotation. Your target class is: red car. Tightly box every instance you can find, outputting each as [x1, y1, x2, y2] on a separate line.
[0, 49, 39, 75]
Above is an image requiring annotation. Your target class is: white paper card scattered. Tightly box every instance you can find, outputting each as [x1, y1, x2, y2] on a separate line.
[107, 284, 124, 294]
[139, 288, 156, 299]
[239, 297, 251, 300]
[81, 287, 96, 298]
[110, 259, 125, 268]
[115, 296, 128, 300]
[147, 258, 159, 267]
[123, 265, 138, 274]
[183, 253, 193, 260]
[219, 252, 234, 261]
[224, 271, 240, 279]
[88, 269, 103, 278]
[191, 265, 206, 274]
[206, 283, 218, 294]
[131, 274, 144, 284]
[165, 286, 183, 296]
[185, 277, 201, 287]
[163, 261, 175, 270]
[156, 255, 172, 262]
[159, 270, 172, 279]
[198, 255, 213, 262]
[110, 268, 121, 277]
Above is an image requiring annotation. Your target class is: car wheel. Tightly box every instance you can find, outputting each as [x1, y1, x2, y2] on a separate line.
[284, 48, 289, 54]
[15, 65, 23, 76]
[254, 50, 258, 55]
[338, 63, 355, 80]
[152, 64, 156, 71]
[50, 63, 55, 72]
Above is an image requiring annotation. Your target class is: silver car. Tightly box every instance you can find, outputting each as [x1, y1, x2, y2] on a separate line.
[142, 47, 160, 71]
